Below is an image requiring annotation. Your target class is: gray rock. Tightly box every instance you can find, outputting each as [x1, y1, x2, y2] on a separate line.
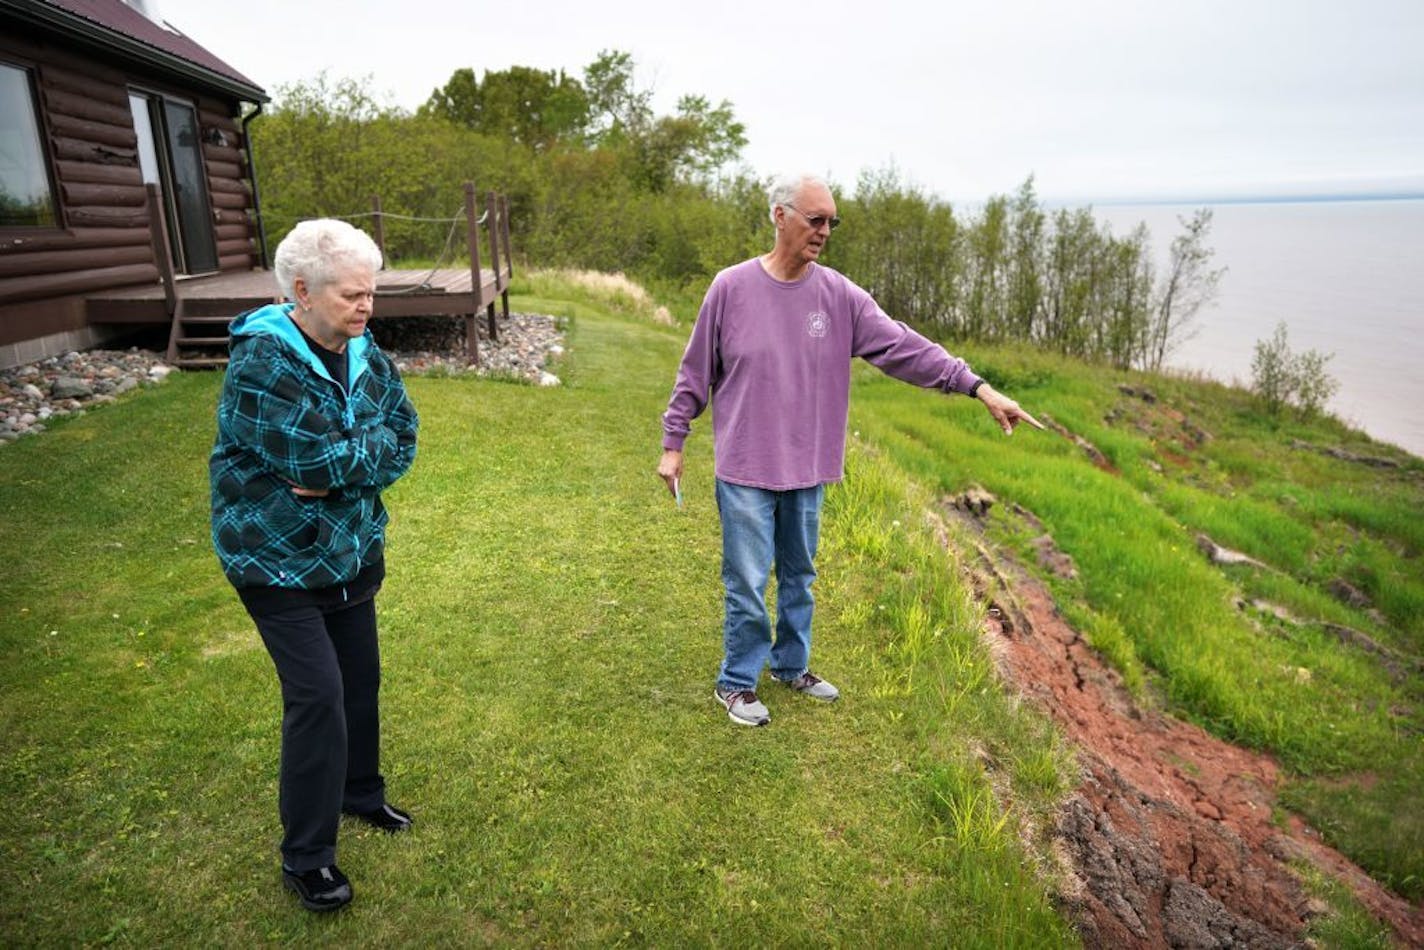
[1196, 533, 1268, 568]
[50, 377, 93, 399]
[1326, 578, 1372, 609]
[952, 486, 997, 517]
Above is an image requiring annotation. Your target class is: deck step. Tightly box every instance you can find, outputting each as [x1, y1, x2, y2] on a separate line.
[165, 297, 233, 368]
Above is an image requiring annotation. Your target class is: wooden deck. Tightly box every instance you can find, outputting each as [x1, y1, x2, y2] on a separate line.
[85, 267, 505, 323]
[82, 182, 513, 366]
[85, 265, 508, 365]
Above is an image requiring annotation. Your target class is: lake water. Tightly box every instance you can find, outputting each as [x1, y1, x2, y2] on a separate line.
[1089, 199, 1424, 457]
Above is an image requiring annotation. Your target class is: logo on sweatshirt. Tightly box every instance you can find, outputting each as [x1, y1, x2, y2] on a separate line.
[806, 311, 829, 338]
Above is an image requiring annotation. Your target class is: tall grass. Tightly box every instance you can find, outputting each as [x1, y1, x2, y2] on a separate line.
[850, 341, 1423, 899]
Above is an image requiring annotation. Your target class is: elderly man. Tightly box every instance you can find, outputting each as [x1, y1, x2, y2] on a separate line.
[658, 172, 1042, 727]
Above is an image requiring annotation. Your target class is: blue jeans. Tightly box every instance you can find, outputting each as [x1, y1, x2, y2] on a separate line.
[715, 479, 825, 691]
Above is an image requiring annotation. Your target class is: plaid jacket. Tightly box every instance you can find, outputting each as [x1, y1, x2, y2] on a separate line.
[210, 304, 418, 589]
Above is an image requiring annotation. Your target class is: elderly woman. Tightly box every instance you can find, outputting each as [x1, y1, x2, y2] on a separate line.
[210, 218, 418, 912]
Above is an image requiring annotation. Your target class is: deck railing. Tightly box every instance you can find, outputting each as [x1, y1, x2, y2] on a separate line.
[136, 181, 514, 366]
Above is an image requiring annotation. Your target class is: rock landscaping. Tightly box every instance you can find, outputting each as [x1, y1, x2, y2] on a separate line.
[0, 312, 566, 446]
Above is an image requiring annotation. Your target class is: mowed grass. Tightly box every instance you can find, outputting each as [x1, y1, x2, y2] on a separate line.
[0, 292, 1075, 946]
[849, 343, 1424, 902]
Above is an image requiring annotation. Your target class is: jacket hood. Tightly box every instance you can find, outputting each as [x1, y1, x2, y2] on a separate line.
[229, 303, 375, 388]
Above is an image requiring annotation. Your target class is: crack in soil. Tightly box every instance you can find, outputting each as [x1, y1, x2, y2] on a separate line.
[935, 503, 1424, 947]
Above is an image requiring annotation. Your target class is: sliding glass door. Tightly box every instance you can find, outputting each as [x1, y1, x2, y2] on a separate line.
[129, 91, 218, 275]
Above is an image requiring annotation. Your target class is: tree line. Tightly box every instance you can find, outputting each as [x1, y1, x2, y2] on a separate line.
[250, 52, 1220, 371]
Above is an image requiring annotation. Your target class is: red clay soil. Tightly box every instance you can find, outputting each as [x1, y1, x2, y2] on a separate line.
[942, 507, 1424, 948]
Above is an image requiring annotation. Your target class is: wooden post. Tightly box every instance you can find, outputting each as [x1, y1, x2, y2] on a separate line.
[463, 181, 483, 365]
[371, 195, 386, 267]
[145, 183, 177, 316]
[499, 193, 513, 318]
[146, 183, 184, 363]
[485, 190, 501, 341]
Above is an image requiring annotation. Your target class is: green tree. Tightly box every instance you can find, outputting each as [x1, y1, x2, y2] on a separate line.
[654, 95, 747, 182]
[582, 49, 653, 144]
[1145, 208, 1223, 371]
[963, 196, 1010, 341]
[421, 65, 589, 150]
[1041, 207, 1099, 358]
[581, 50, 746, 190]
[1252, 322, 1295, 417]
[1006, 177, 1045, 341]
[252, 73, 532, 260]
[251, 73, 396, 239]
[1104, 224, 1154, 369]
[1291, 348, 1339, 418]
[831, 166, 963, 332]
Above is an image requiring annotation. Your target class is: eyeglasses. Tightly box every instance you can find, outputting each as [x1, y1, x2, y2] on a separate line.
[784, 203, 841, 231]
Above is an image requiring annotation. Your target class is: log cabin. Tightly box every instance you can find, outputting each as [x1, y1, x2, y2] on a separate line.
[0, 0, 267, 368]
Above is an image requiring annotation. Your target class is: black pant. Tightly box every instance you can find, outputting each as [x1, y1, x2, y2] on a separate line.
[248, 596, 386, 871]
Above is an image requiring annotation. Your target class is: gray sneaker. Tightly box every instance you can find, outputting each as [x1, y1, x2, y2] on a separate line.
[776, 671, 840, 702]
[714, 687, 770, 726]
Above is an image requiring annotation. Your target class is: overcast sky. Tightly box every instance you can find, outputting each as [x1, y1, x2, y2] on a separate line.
[159, 0, 1423, 204]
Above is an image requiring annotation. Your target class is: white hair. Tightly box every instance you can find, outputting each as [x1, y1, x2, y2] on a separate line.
[766, 172, 829, 225]
[273, 218, 383, 301]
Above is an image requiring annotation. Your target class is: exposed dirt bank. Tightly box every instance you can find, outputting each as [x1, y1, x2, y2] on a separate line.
[939, 502, 1423, 948]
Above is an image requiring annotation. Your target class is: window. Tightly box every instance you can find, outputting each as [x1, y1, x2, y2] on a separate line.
[0, 62, 57, 228]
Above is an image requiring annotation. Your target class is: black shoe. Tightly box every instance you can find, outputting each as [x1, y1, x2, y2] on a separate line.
[282, 864, 352, 912]
[343, 802, 413, 833]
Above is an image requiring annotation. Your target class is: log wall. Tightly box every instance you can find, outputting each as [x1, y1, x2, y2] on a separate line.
[0, 28, 260, 347]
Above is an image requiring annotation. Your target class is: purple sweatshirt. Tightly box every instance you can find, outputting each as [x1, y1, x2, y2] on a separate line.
[662, 258, 982, 490]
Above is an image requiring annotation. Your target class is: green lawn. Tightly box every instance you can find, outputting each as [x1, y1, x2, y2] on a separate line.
[0, 292, 1075, 946]
[3, 278, 1416, 945]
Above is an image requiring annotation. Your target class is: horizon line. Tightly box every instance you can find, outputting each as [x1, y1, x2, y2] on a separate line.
[1077, 190, 1424, 208]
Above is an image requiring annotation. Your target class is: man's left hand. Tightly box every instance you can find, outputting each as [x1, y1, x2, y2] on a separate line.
[974, 383, 1046, 435]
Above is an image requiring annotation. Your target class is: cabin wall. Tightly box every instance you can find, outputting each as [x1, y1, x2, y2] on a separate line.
[0, 26, 259, 362]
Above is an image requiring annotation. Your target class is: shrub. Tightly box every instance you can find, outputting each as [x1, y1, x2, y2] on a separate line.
[1250, 321, 1338, 418]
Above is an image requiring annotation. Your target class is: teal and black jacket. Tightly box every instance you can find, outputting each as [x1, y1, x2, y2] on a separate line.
[210, 304, 418, 590]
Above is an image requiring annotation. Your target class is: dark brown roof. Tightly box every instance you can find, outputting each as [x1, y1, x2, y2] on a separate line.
[2, 0, 267, 100]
